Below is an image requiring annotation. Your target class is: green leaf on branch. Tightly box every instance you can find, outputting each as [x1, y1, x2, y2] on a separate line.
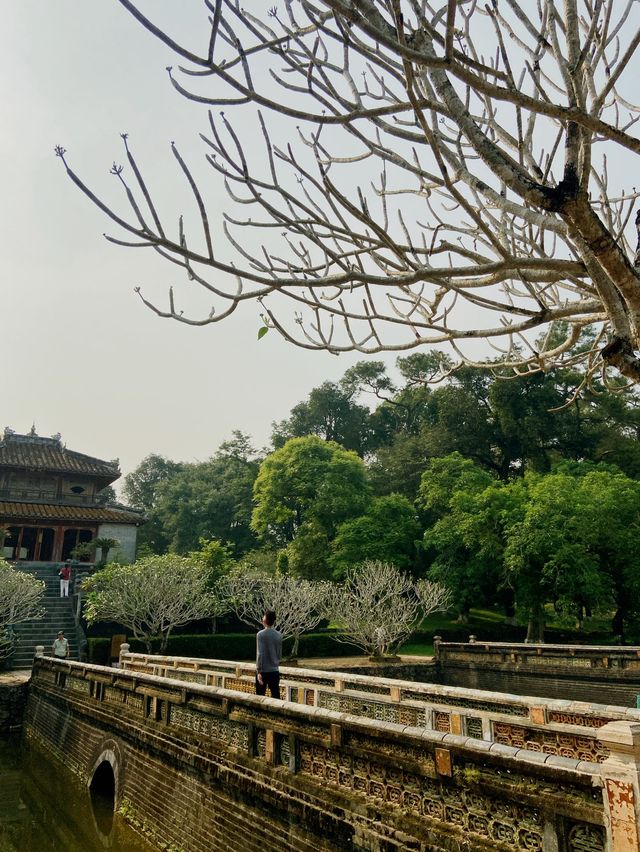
[257, 326, 269, 340]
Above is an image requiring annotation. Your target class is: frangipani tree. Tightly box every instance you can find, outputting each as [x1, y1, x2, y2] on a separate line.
[0, 559, 45, 663]
[223, 571, 329, 657]
[83, 554, 226, 652]
[327, 560, 451, 657]
[57, 2, 640, 387]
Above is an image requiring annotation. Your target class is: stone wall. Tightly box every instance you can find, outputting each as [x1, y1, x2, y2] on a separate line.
[0, 673, 30, 736]
[435, 641, 640, 706]
[23, 657, 613, 851]
[96, 523, 138, 562]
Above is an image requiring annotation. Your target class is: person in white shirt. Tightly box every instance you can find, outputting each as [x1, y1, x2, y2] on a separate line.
[52, 631, 69, 659]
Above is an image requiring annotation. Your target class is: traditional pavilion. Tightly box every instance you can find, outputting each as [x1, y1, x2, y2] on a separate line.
[0, 427, 143, 563]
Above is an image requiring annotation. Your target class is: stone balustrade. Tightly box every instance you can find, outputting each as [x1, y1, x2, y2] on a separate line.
[119, 649, 640, 766]
[437, 639, 640, 670]
[26, 654, 622, 851]
[434, 639, 640, 707]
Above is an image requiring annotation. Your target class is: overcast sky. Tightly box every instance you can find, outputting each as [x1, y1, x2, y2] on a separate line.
[3, 3, 637, 483]
[1, 1, 376, 479]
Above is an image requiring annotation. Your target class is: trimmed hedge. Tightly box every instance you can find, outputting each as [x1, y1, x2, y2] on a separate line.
[87, 621, 613, 666]
[88, 631, 361, 665]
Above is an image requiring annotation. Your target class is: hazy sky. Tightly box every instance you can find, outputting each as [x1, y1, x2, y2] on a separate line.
[1, 2, 374, 479]
[3, 3, 636, 483]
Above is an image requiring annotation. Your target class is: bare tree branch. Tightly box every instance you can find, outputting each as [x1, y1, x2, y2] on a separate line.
[57, 2, 640, 382]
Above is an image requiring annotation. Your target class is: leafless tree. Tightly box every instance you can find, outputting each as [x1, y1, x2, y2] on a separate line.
[57, 2, 640, 387]
[0, 559, 45, 662]
[83, 555, 226, 652]
[326, 560, 451, 656]
[223, 571, 329, 656]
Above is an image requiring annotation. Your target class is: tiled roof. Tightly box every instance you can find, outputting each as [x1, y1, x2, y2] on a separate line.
[0, 502, 143, 525]
[0, 430, 120, 480]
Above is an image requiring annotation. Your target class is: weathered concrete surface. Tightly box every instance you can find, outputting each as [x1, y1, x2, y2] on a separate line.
[0, 671, 30, 735]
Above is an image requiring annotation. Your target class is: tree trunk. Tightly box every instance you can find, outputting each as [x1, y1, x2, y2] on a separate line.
[456, 606, 470, 624]
[525, 603, 545, 643]
[612, 606, 625, 641]
[503, 591, 516, 626]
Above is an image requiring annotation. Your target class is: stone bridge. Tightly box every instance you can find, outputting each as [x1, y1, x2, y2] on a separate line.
[22, 650, 640, 851]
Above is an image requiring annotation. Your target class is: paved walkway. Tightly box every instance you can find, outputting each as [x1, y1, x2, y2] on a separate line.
[0, 671, 31, 685]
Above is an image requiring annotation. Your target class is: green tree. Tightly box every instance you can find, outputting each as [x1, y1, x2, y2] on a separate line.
[330, 494, 421, 578]
[502, 472, 609, 642]
[189, 538, 235, 584]
[154, 447, 259, 555]
[252, 436, 370, 578]
[285, 520, 331, 581]
[272, 381, 374, 456]
[552, 466, 640, 639]
[123, 454, 184, 511]
[418, 454, 497, 621]
[252, 436, 370, 545]
[123, 454, 185, 553]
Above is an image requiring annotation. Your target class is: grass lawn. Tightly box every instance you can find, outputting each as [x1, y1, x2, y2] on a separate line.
[398, 641, 434, 656]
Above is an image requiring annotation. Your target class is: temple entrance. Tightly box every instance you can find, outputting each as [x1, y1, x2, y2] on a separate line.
[61, 528, 93, 561]
[3, 525, 93, 561]
[3, 526, 52, 560]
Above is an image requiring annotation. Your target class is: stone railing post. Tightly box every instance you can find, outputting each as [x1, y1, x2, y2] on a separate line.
[119, 643, 130, 668]
[597, 721, 640, 850]
[433, 636, 442, 663]
[35, 645, 44, 659]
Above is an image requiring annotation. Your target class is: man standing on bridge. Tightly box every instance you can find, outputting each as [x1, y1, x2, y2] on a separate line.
[255, 610, 282, 699]
[52, 631, 69, 659]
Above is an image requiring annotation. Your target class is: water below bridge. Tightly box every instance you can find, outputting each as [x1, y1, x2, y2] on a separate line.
[0, 738, 156, 852]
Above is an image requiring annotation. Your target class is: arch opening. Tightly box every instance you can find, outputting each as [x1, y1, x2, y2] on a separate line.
[89, 760, 115, 836]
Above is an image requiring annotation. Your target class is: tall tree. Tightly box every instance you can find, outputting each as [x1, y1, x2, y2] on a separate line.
[123, 454, 184, 512]
[330, 494, 422, 578]
[59, 3, 640, 383]
[154, 452, 259, 555]
[251, 436, 371, 577]
[123, 454, 185, 553]
[418, 454, 497, 621]
[272, 381, 373, 456]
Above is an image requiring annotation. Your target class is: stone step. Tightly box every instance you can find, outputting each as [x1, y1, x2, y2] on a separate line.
[6, 563, 92, 668]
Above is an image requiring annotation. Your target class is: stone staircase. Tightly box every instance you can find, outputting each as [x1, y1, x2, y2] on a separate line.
[9, 563, 79, 669]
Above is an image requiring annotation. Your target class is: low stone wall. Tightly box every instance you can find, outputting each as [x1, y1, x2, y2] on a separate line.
[24, 656, 635, 851]
[121, 650, 640, 764]
[435, 640, 640, 706]
[0, 672, 30, 736]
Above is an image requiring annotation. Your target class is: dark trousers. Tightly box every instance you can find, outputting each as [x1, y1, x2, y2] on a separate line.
[255, 670, 280, 698]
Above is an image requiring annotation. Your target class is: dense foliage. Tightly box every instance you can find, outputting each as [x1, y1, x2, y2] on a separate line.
[120, 359, 640, 641]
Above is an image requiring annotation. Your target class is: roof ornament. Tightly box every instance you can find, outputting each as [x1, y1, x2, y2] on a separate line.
[52, 433, 62, 444]
[29, 423, 37, 436]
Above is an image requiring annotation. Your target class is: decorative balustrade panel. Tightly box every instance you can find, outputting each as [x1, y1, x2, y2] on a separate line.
[492, 722, 610, 762]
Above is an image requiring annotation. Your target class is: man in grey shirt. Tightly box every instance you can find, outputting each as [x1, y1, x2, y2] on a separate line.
[52, 631, 69, 659]
[256, 610, 282, 698]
